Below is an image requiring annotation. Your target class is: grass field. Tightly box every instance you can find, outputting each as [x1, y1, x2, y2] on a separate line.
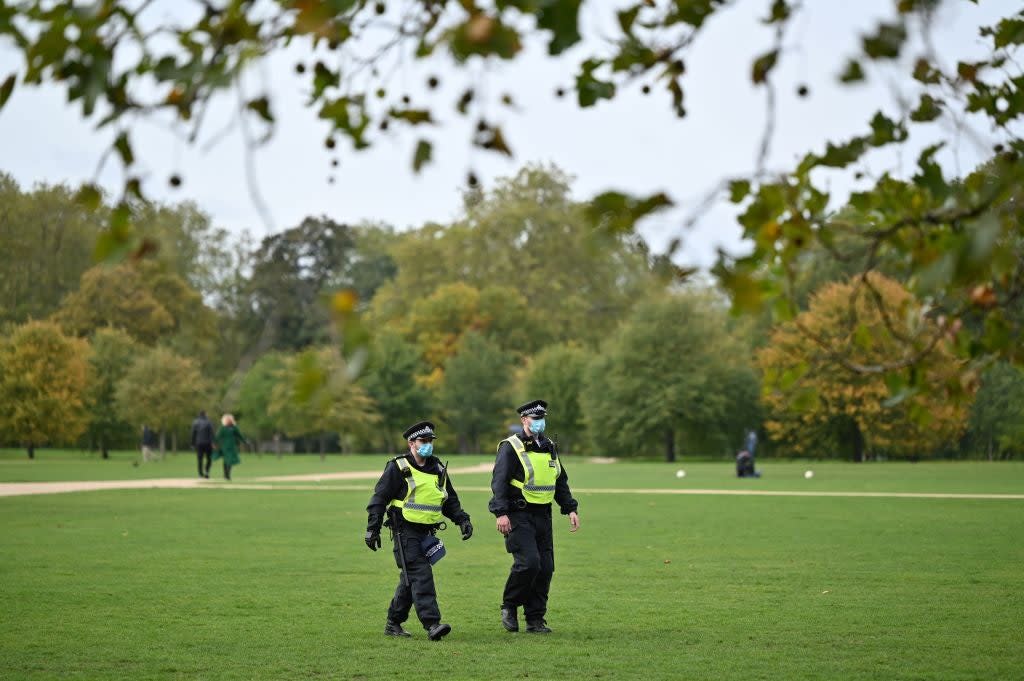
[2, 454, 1023, 680]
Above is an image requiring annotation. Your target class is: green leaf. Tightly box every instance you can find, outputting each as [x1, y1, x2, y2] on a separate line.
[912, 58, 941, 84]
[585, 190, 673, 233]
[912, 143, 949, 199]
[868, 112, 906, 145]
[839, 59, 865, 83]
[74, 184, 103, 211]
[764, 0, 791, 23]
[729, 179, 751, 203]
[576, 58, 615, 107]
[0, 73, 14, 110]
[474, 125, 513, 156]
[862, 22, 906, 60]
[909, 94, 942, 122]
[389, 108, 434, 125]
[751, 49, 778, 84]
[412, 139, 432, 173]
[536, 0, 582, 55]
[983, 17, 1024, 48]
[246, 96, 274, 123]
[93, 202, 135, 263]
[113, 132, 133, 166]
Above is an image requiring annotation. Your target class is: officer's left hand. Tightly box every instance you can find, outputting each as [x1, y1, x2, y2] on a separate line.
[365, 529, 381, 551]
[459, 521, 473, 541]
[568, 512, 580, 533]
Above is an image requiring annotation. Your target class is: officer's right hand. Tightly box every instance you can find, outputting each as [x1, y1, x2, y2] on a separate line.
[364, 529, 381, 551]
[496, 515, 511, 536]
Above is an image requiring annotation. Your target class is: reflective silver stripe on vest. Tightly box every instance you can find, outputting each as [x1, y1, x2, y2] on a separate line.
[524, 484, 556, 491]
[399, 458, 417, 504]
[403, 502, 443, 512]
[519, 445, 537, 489]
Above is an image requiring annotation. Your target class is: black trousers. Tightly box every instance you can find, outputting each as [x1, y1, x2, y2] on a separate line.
[387, 526, 441, 629]
[196, 444, 212, 476]
[502, 506, 555, 622]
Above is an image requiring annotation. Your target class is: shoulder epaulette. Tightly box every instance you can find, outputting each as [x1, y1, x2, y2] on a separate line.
[391, 455, 413, 477]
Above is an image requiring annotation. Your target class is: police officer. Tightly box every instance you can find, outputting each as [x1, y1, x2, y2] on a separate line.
[365, 421, 473, 640]
[490, 400, 580, 634]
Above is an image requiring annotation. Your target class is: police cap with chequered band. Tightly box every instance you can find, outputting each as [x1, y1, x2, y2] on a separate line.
[402, 421, 437, 441]
[516, 400, 548, 419]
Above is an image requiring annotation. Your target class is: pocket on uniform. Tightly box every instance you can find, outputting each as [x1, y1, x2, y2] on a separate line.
[504, 526, 520, 555]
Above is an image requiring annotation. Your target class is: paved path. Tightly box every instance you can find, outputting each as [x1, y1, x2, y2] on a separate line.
[2, 463, 1023, 500]
[0, 463, 495, 498]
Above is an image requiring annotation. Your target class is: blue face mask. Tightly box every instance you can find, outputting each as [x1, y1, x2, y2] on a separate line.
[416, 442, 434, 458]
[530, 418, 546, 435]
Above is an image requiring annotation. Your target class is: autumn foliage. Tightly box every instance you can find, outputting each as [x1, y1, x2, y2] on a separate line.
[758, 273, 969, 460]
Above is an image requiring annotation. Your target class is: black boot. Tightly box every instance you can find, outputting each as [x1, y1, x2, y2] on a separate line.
[384, 621, 411, 637]
[500, 605, 519, 632]
[526, 619, 552, 633]
[427, 622, 451, 641]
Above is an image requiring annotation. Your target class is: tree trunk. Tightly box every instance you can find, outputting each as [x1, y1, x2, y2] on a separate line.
[319, 433, 326, 461]
[665, 428, 676, 463]
[100, 436, 109, 460]
[851, 421, 864, 463]
[27, 442, 35, 459]
[275, 433, 282, 460]
[172, 432, 178, 454]
[988, 436, 993, 462]
[159, 431, 166, 459]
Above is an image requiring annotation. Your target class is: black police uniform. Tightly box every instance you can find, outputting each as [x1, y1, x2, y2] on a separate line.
[365, 423, 472, 639]
[489, 401, 578, 632]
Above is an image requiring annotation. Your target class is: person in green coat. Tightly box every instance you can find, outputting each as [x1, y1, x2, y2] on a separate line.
[212, 414, 246, 481]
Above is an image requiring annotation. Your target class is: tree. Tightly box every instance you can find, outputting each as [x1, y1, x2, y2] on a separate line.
[268, 347, 380, 457]
[360, 331, 432, 453]
[115, 347, 206, 455]
[4, 1, 1023, 385]
[53, 264, 174, 345]
[0, 174, 104, 326]
[233, 352, 288, 449]
[965, 362, 1024, 460]
[0, 321, 91, 458]
[240, 217, 356, 352]
[371, 166, 659, 347]
[522, 343, 591, 453]
[85, 327, 138, 459]
[582, 290, 757, 461]
[757, 273, 969, 461]
[437, 332, 514, 454]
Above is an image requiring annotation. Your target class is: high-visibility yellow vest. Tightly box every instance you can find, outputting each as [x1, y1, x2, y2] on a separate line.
[388, 457, 447, 524]
[500, 435, 560, 504]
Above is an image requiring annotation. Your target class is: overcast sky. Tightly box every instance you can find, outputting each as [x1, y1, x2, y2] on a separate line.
[0, 1, 1010, 268]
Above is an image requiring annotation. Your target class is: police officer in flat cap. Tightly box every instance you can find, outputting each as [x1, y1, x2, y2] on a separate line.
[365, 421, 473, 640]
[489, 400, 580, 633]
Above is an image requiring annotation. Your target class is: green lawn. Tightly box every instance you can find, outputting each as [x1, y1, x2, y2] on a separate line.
[2, 460, 1023, 680]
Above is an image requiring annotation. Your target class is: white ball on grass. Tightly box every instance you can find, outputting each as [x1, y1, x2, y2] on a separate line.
[675, 469, 686, 478]
[804, 470, 814, 479]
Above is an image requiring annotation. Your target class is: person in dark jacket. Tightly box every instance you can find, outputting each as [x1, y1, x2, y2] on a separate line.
[140, 425, 158, 462]
[364, 421, 473, 641]
[190, 411, 215, 479]
[490, 400, 579, 634]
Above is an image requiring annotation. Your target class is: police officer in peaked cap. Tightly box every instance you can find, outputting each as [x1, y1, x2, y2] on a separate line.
[365, 421, 473, 640]
[489, 400, 580, 633]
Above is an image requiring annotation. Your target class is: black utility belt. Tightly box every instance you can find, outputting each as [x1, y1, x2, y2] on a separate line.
[511, 499, 552, 512]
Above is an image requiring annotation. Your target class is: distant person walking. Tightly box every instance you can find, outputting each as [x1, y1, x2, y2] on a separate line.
[745, 429, 758, 458]
[141, 425, 158, 462]
[191, 411, 215, 479]
[212, 414, 246, 481]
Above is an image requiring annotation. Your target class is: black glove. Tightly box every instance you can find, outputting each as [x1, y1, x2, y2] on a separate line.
[365, 529, 381, 551]
[459, 521, 473, 541]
